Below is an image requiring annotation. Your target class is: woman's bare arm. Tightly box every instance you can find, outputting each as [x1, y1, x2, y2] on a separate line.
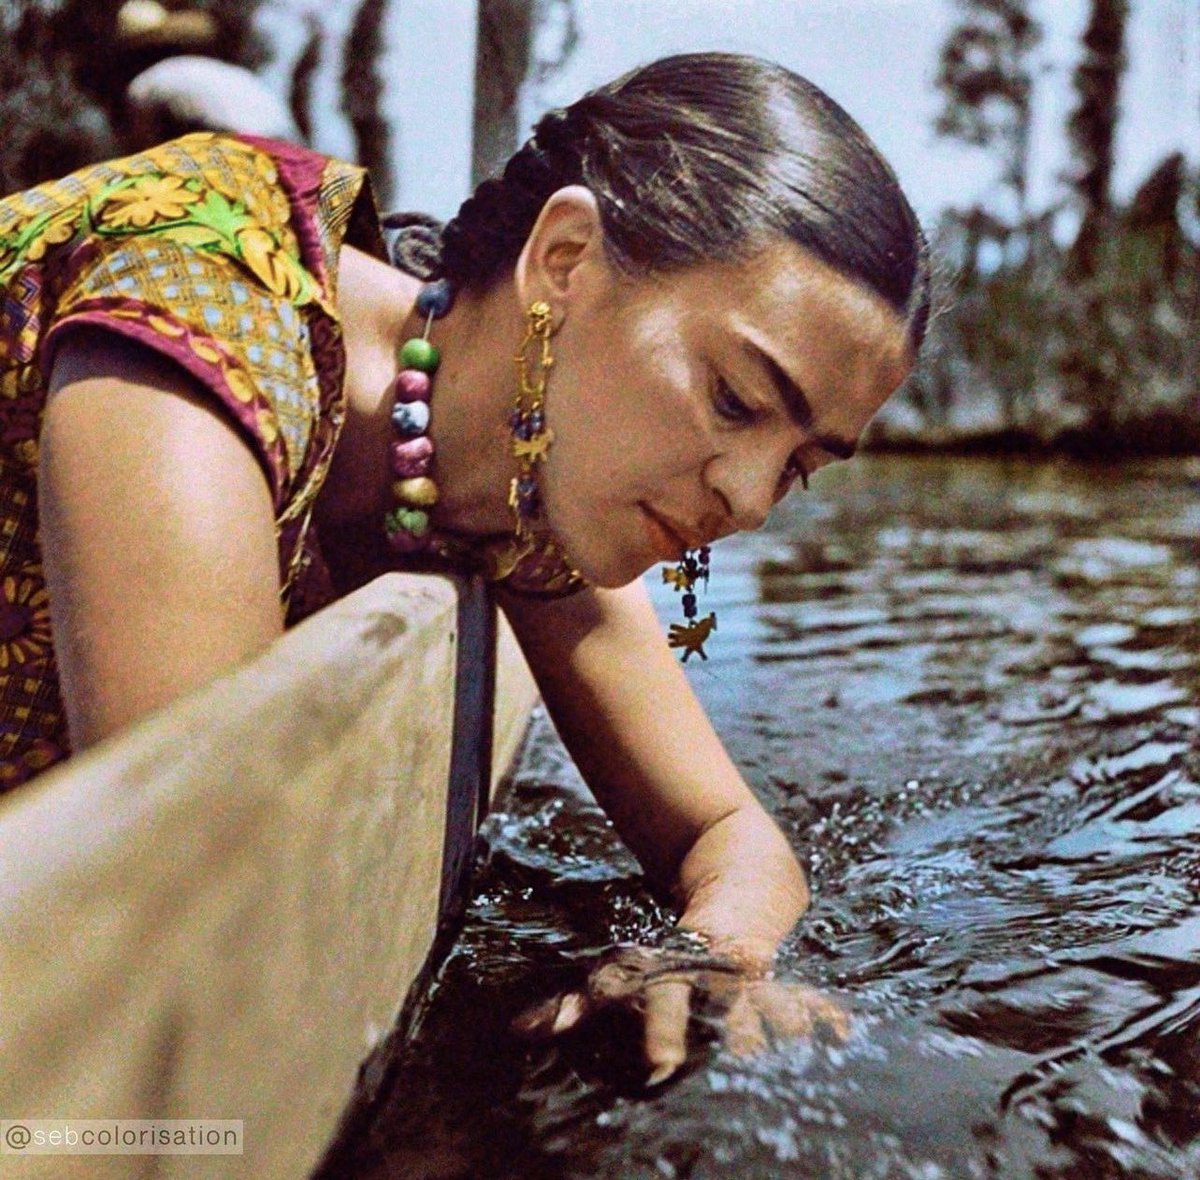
[499, 578, 810, 967]
[41, 329, 283, 748]
[501, 579, 820, 1081]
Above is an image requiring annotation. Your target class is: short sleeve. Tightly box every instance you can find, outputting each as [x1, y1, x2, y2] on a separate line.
[39, 134, 337, 511]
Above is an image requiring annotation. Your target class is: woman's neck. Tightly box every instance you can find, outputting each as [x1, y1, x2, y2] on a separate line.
[319, 245, 518, 538]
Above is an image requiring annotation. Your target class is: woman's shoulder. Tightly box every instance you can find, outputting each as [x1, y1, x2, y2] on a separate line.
[1, 133, 384, 299]
[209, 133, 389, 283]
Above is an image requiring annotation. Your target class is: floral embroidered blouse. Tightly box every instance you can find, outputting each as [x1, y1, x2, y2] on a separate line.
[0, 132, 390, 789]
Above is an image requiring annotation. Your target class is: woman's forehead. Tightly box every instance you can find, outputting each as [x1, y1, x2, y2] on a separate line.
[652, 241, 910, 361]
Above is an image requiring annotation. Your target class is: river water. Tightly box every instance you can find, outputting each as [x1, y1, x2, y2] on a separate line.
[321, 455, 1200, 1180]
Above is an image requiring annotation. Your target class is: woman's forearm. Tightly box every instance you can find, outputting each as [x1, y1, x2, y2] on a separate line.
[501, 580, 810, 963]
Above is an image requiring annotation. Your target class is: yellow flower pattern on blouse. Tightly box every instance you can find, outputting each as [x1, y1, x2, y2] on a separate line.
[24, 216, 77, 263]
[99, 174, 203, 228]
[0, 572, 52, 670]
[234, 225, 311, 302]
[0, 137, 320, 312]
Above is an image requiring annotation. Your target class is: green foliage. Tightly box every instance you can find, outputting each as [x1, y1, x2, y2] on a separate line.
[0, 2, 118, 193]
[914, 0, 1199, 455]
[935, 0, 1042, 214]
[911, 179, 1200, 453]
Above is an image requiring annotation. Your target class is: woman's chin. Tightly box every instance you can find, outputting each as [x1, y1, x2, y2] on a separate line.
[591, 565, 652, 591]
[568, 556, 645, 591]
[555, 535, 653, 591]
[549, 502, 667, 589]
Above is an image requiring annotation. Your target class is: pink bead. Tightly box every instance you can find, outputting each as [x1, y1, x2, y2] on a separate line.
[391, 436, 434, 477]
[393, 369, 432, 403]
[386, 528, 429, 555]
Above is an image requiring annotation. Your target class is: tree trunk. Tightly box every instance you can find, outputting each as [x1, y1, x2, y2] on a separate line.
[1067, 0, 1130, 278]
[471, 0, 535, 185]
[342, 0, 392, 206]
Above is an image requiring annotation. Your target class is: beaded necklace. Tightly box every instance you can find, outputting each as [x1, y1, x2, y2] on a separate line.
[383, 279, 453, 555]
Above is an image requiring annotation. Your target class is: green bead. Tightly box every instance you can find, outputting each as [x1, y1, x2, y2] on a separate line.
[384, 506, 429, 538]
[399, 337, 440, 373]
[400, 507, 430, 537]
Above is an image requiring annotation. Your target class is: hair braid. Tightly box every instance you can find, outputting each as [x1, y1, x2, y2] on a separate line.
[436, 117, 582, 288]
[380, 210, 444, 279]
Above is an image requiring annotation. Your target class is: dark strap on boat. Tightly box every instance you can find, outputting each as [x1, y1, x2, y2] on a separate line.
[437, 576, 497, 931]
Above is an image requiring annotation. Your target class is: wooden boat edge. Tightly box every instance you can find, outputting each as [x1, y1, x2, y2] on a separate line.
[0, 572, 537, 1178]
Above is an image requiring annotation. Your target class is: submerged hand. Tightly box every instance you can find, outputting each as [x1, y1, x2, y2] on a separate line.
[512, 945, 849, 1087]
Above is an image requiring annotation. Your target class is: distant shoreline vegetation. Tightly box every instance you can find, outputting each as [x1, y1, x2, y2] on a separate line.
[872, 150, 1200, 459]
[876, 0, 1200, 459]
[867, 419, 1200, 461]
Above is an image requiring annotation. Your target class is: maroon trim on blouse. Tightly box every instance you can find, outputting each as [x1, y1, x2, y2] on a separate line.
[42, 303, 290, 511]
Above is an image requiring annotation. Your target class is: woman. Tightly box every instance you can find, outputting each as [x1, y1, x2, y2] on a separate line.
[0, 53, 928, 1084]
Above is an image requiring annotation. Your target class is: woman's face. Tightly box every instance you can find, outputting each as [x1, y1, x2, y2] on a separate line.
[538, 236, 915, 588]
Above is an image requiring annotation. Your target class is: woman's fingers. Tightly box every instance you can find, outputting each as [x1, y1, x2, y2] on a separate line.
[553, 989, 590, 1033]
[512, 949, 850, 1092]
[724, 987, 769, 1057]
[753, 982, 852, 1042]
[511, 989, 590, 1038]
[642, 976, 693, 1085]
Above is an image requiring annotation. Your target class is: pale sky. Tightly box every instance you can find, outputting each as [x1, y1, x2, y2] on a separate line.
[523, 0, 1199, 228]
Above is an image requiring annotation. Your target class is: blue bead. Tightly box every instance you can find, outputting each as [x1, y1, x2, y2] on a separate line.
[391, 399, 430, 436]
[416, 279, 456, 319]
[682, 593, 697, 617]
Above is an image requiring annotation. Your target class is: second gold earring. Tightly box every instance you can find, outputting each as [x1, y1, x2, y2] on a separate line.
[508, 300, 555, 540]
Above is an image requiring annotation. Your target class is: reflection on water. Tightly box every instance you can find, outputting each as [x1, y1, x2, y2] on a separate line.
[322, 457, 1200, 1180]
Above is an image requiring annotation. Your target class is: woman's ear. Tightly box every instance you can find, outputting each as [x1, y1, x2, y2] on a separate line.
[514, 186, 606, 319]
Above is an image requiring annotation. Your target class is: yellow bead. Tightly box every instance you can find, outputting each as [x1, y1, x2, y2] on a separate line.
[394, 476, 439, 507]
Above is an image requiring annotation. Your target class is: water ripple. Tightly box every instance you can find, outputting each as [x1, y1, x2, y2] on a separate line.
[322, 457, 1200, 1180]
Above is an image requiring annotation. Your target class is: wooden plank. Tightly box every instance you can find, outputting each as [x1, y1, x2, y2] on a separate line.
[0, 573, 535, 1178]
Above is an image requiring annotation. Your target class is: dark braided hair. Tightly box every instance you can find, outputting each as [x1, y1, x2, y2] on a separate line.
[389, 52, 931, 351]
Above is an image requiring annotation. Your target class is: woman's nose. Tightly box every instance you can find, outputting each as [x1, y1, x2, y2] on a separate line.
[705, 453, 777, 533]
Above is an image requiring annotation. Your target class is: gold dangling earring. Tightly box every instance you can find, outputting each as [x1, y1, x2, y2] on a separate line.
[479, 300, 585, 596]
[508, 300, 556, 540]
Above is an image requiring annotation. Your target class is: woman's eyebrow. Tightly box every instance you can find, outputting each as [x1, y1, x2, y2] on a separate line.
[744, 340, 858, 460]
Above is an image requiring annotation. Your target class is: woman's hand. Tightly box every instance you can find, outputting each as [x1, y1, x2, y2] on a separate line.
[513, 944, 850, 1087]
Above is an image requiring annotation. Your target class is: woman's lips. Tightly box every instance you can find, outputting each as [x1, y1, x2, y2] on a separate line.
[640, 504, 699, 561]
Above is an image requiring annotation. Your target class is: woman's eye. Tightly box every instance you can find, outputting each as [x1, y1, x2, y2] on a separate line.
[713, 380, 754, 424]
